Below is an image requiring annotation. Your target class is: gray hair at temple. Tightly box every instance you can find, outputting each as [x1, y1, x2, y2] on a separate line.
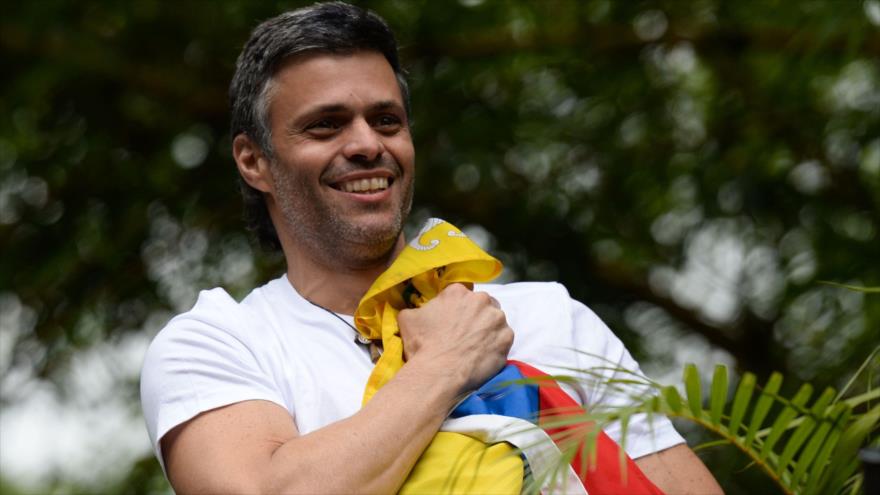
[229, 1, 410, 251]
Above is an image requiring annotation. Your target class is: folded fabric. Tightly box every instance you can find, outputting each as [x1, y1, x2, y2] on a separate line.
[463, 360, 664, 494]
[354, 218, 663, 494]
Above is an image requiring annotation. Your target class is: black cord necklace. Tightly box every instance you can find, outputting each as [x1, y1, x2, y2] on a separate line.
[305, 299, 368, 343]
[306, 299, 383, 362]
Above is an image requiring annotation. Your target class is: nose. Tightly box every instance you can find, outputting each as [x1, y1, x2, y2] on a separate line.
[342, 118, 384, 163]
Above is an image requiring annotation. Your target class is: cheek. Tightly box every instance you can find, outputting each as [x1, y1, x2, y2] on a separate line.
[390, 138, 416, 170]
[284, 146, 337, 177]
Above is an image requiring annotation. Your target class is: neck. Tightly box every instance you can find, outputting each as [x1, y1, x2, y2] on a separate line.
[284, 236, 406, 315]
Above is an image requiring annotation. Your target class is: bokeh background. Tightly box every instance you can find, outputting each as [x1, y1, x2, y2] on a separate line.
[2, 0, 879, 493]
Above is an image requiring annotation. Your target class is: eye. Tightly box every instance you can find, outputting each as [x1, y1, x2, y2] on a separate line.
[305, 118, 341, 137]
[373, 114, 403, 133]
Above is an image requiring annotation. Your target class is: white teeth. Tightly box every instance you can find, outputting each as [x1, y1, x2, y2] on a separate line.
[340, 177, 389, 193]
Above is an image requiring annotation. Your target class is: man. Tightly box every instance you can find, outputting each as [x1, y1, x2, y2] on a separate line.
[140, 2, 723, 493]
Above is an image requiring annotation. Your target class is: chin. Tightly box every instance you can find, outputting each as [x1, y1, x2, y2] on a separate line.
[346, 204, 407, 237]
[339, 234, 400, 269]
[349, 219, 402, 247]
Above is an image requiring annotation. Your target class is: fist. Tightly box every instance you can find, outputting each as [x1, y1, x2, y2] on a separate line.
[397, 284, 514, 393]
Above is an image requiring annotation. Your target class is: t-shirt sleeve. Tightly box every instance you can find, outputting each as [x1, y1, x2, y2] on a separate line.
[569, 298, 685, 459]
[139, 288, 285, 471]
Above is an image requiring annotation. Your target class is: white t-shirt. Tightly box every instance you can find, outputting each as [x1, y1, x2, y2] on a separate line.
[140, 275, 684, 470]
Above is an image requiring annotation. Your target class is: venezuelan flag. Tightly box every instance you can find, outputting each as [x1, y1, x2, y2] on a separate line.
[355, 219, 664, 494]
[439, 360, 664, 494]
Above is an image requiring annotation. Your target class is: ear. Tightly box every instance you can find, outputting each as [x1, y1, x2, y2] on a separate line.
[232, 134, 273, 194]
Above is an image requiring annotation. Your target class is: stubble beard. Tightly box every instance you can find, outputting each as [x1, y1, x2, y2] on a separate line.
[270, 159, 414, 270]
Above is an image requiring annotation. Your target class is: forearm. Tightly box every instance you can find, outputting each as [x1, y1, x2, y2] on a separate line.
[635, 444, 724, 494]
[264, 356, 465, 493]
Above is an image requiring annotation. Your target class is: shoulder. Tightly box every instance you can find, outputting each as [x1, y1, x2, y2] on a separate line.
[141, 275, 297, 375]
[476, 281, 579, 369]
[474, 281, 623, 386]
[479, 281, 615, 337]
[140, 281, 290, 456]
[144, 286, 257, 358]
[149, 275, 291, 341]
[476, 280, 569, 300]
[140, 287, 258, 403]
[474, 282, 571, 312]
[167, 287, 248, 331]
[476, 281, 577, 332]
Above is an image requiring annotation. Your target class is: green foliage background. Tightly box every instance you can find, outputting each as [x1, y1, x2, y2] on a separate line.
[2, 0, 878, 493]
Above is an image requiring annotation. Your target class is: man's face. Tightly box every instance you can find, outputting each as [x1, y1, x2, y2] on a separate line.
[264, 51, 415, 267]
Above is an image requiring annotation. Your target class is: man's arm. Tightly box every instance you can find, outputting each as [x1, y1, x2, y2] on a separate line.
[163, 358, 464, 494]
[161, 284, 513, 494]
[636, 444, 724, 494]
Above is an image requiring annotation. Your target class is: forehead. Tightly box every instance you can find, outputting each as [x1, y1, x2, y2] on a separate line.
[269, 51, 403, 119]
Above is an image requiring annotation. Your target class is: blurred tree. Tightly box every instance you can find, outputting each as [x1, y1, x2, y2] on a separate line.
[1, 0, 878, 493]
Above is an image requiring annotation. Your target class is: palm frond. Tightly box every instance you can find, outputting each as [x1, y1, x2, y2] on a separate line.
[515, 344, 880, 494]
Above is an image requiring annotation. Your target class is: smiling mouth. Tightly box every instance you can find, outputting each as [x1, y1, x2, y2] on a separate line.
[332, 177, 392, 194]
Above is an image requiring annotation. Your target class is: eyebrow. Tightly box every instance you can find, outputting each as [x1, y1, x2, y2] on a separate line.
[288, 100, 405, 129]
[301, 103, 348, 116]
[369, 100, 403, 112]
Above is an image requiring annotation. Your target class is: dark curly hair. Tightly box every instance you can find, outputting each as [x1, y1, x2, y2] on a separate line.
[229, 1, 410, 251]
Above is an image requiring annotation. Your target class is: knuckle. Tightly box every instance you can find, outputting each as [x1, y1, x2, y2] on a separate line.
[447, 283, 468, 295]
[501, 327, 514, 347]
[472, 291, 491, 304]
[486, 305, 506, 322]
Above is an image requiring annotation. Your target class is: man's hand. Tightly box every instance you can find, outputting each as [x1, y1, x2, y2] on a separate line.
[397, 283, 514, 394]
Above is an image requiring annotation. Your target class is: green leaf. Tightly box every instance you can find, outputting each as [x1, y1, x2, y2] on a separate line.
[760, 383, 812, 460]
[803, 404, 852, 495]
[780, 386, 837, 483]
[810, 387, 838, 416]
[745, 372, 783, 446]
[684, 364, 703, 420]
[618, 413, 630, 484]
[835, 345, 880, 402]
[728, 373, 756, 437]
[778, 387, 868, 492]
[709, 364, 728, 426]
[823, 403, 880, 493]
[845, 475, 862, 495]
[663, 386, 683, 414]
[776, 416, 816, 482]
[843, 387, 880, 409]
[692, 439, 730, 451]
[817, 281, 880, 293]
[790, 419, 833, 488]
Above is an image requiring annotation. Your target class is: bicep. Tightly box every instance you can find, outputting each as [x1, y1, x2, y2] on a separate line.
[162, 399, 299, 495]
[635, 443, 724, 494]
